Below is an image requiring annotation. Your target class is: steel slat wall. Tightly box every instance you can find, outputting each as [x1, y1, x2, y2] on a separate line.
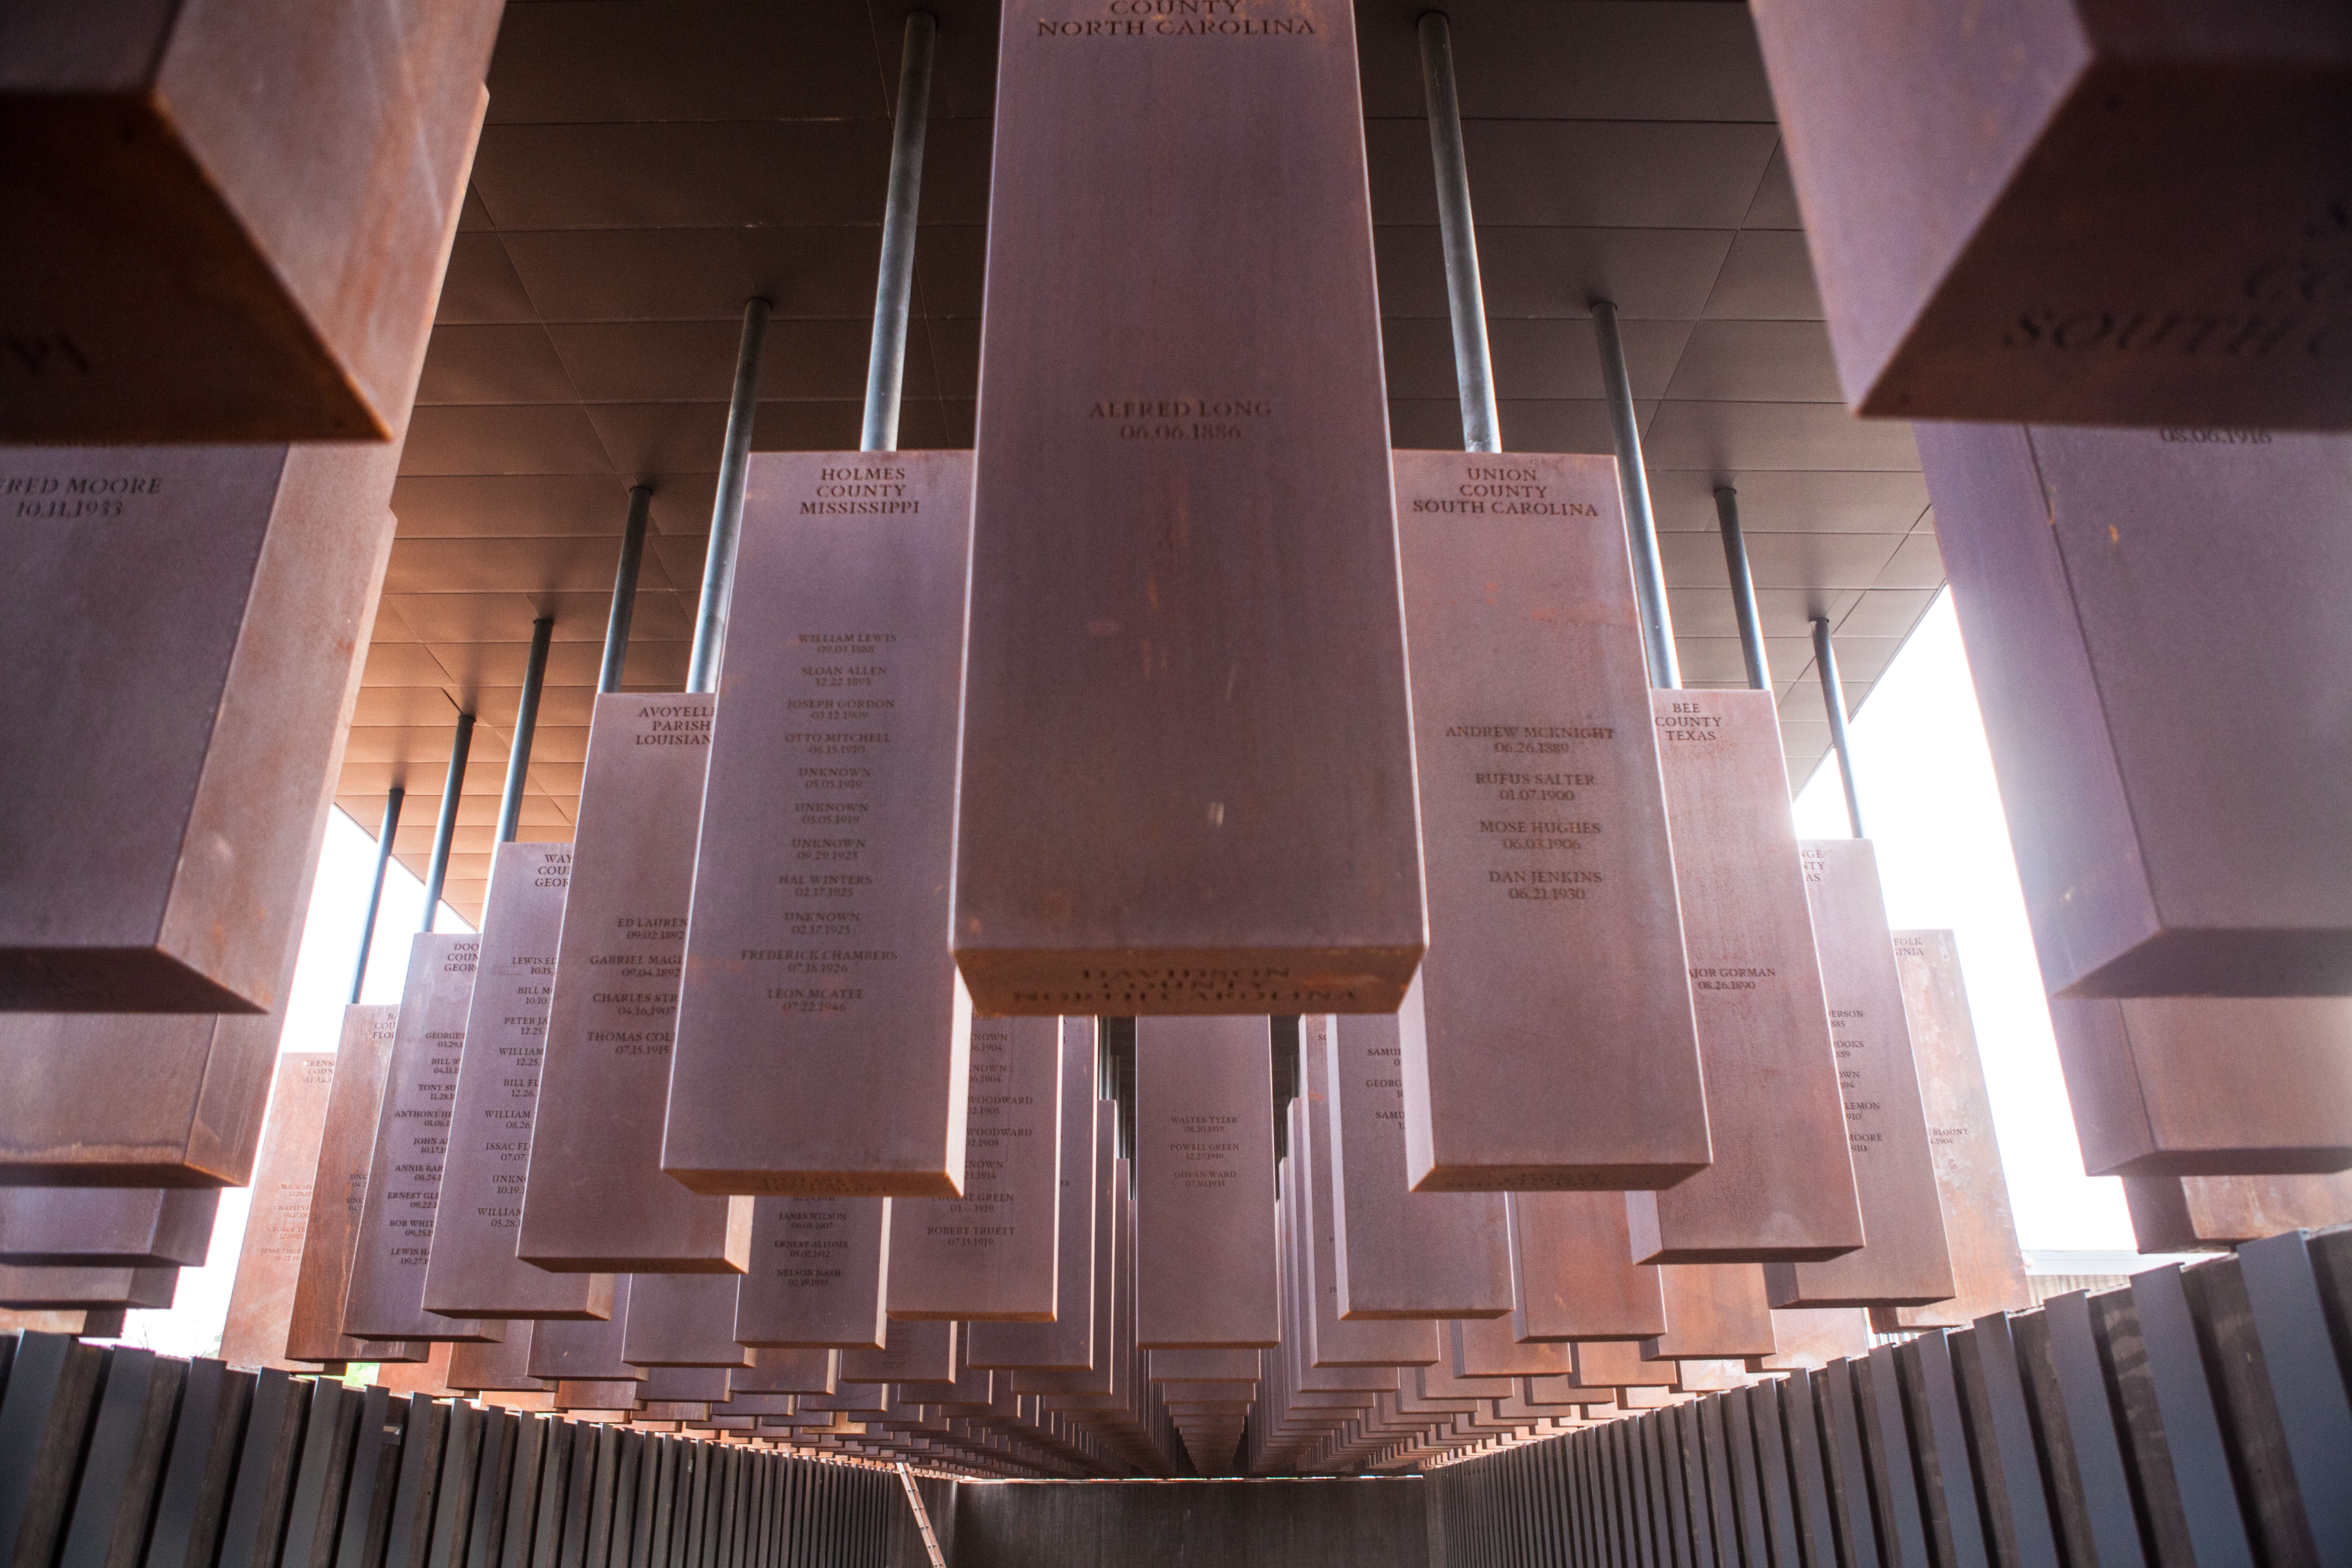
[0, 1343, 906, 1568]
[1429, 1228, 2352, 1568]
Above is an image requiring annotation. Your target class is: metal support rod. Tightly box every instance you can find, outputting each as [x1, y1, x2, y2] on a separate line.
[599, 486, 651, 694]
[422, 710, 475, 931]
[1714, 486, 1770, 692]
[863, 13, 936, 455]
[686, 298, 771, 694]
[1418, 11, 1500, 454]
[1593, 299, 1678, 689]
[1811, 616, 1864, 838]
[349, 786, 403, 1004]
[495, 615, 554, 846]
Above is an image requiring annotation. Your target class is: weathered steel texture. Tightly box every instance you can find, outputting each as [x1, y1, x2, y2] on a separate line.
[0, 0, 500, 442]
[888, 1016, 1060, 1321]
[342, 935, 494, 1344]
[0, 1188, 218, 1269]
[1134, 1018, 1279, 1349]
[670, 449, 972, 1197]
[286, 1006, 400, 1364]
[1748, 0, 2352, 428]
[2052, 995, 2352, 1177]
[1630, 688, 1859, 1263]
[954, 0, 1425, 1018]
[1766, 842, 1955, 1309]
[962, 1021, 1099, 1371]
[1885, 932, 2032, 1330]
[1394, 451, 1703, 1192]
[426, 844, 614, 1320]
[2123, 1171, 2352, 1251]
[1325, 1011, 1510, 1320]
[1920, 422, 2352, 995]
[221, 1055, 339, 1371]
[523, 694, 746, 1274]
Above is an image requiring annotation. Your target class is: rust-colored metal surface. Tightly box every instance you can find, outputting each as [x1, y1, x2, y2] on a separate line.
[428, 842, 610, 1320]
[1920, 423, 2352, 996]
[1641, 1265, 1776, 1361]
[1294, 1046, 1439, 1369]
[521, 692, 747, 1273]
[288, 1004, 400, 1363]
[0, 0, 500, 441]
[962, 1025, 1099, 1369]
[526, 1275, 642, 1383]
[1133, 1017, 1279, 1349]
[448, 1327, 544, 1393]
[0, 45, 468, 1003]
[1451, 1318, 1574, 1379]
[0, 1001, 288, 1188]
[1393, 450, 1704, 1191]
[841, 1319, 954, 1385]
[732, 1349, 836, 1396]
[2049, 995, 2352, 1177]
[343, 934, 496, 1342]
[1320, 1012, 1510, 1318]
[1751, 1308, 1872, 1372]
[671, 449, 972, 1195]
[995, 1106, 1120, 1382]
[1569, 1341, 1677, 1391]
[1628, 688, 1859, 1261]
[888, 1015, 1060, 1321]
[219, 1053, 338, 1371]
[1764, 841, 1955, 1309]
[1749, 0, 2352, 427]
[1885, 931, 2030, 1331]
[0, 1266, 178, 1311]
[1505, 1191, 1666, 1343]
[2122, 1172, 2352, 1252]
[621, 1274, 751, 1368]
[0, 1187, 217, 1267]
[733, 1197, 890, 1351]
[952, 0, 1424, 1018]
[0, 439, 400, 1013]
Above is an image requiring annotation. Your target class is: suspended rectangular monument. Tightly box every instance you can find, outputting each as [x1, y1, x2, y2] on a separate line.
[2048, 995, 2352, 1176]
[342, 934, 497, 1343]
[521, 692, 749, 1274]
[426, 842, 613, 1321]
[1883, 931, 2030, 1331]
[0, 427, 435, 1012]
[1918, 423, 2352, 995]
[733, 1198, 891, 1351]
[1391, 451, 1705, 1191]
[1319, 1013, 1509, 1318]
[527, 1276, 642, 1383]
[1504, 1192, 1666, 1344]
[1133, 1018, 1279, 1349]
[1294, 1051, 1438, 1369]
[0, 1187, 216, 1266]
[621, 1275, 751, 1368]
[2122, 1172, 2352, 1253]
[1641, 1266, 1777, 1362]
[1764, 843, 1956, 1310]
[952, 0, 1424, 1019]
[964, 1023, 1100, 1370]
[0, 1001, 291, 1187]
[1627, 689, 1860, 1262]
[1747, 0, 2352, 428]
[0, 0, 498, 443]
[219, 1052, 337, 1371]
[670, 449, 972, 1196]
[890, 1014, 1060, 1321]
[287, 1004, 401, 1362]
